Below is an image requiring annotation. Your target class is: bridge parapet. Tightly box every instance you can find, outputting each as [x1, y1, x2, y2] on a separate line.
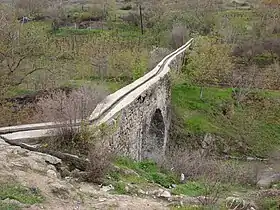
[0, 39, 193, 161]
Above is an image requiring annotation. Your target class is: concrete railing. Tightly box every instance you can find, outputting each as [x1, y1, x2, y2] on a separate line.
[0, 38, 193, 141]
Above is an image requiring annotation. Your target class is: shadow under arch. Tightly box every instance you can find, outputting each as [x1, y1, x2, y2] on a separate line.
[141, 108, 165, 162]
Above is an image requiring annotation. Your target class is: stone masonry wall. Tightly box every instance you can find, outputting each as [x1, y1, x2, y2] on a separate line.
[102, 51, 185, 161]
[106, 74, 172, 161]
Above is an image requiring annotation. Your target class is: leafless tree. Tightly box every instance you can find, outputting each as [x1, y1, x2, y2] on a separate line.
[0, 8, 49, 97]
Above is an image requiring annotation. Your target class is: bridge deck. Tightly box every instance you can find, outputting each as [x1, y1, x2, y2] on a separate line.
[0, 39, 193, 142]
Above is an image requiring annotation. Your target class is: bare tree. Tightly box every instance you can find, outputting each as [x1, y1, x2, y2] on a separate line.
[0, 8, 48, 97]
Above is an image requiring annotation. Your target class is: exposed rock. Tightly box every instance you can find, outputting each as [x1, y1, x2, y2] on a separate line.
[225, 197, 257, 210]
[180, 173, 186, 184]
[41, 153, 62, 165]
[98, 197, 107, 202]
[101, 184, 114, 192]
[0, 140, 170, 209]
[159, 190, 172, 198]
[2, 198, 28, 208]
[149, 189, 164, 196]
[148, 189, 172, 199]
[47, 164, 57, 171]
[257, 172, 280, 188]
[47, 169, 57, 178]
[168, 195, 202, 205]
[78, 184, 99, 196]
[231, 0, 250, 7]
[125, 185, 130, 192]
[0, 138, 9, 145]
[171, 184, 177, 188]
[70, 168, 81, 177]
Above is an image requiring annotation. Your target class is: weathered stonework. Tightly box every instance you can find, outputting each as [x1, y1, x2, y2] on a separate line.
[101, 47, 187, 161]
[106, 75, 172, 161]
[0, 39, 193, 163]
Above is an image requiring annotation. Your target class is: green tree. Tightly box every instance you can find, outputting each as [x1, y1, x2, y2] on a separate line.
[184, 36, 233, 99]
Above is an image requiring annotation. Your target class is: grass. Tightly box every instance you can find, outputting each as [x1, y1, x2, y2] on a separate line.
[106, 157, 179, 194]
[172, 84, 232, 112]
[171, 182, 205, 197]
[113, 157, 178, 188]
[170, 180, 251, 198]
[258, 198, 280, 210]
[5, 87, 36, 98]
[52, 28, 105, 37]
[171, 84, 232, 134]
[0, 203, 21, 210]
[109, 157, 252, 197]
[0, 183, 44, 209]
[171, 83, 280, 156]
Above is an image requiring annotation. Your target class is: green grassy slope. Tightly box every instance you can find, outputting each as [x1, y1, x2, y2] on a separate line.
[171, 83, 280, 157]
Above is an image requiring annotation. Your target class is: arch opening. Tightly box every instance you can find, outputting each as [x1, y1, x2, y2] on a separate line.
[142, 109, 165, 162]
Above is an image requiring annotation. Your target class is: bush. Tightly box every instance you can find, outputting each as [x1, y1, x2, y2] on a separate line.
[86, 135, 116, 184]
[0, 101, 34, 126]
[120, 5, 132, 11]
[170, 24, 190, 49]
[33, 85, 108, 154]
[165, 148, 259, 186]
[120, 12, 140, 27]
[33, 84, 128, 183]
[257, 198, 280, 210]
[33, 85, 108, 123]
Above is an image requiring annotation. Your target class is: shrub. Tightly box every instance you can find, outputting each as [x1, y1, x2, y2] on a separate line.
[0, 101, 34, 126]
[120, 12, 140, 27]
[86, 134, 116, 184]
[33, 85, 108, 154]
[170, 24, 190, 49]
[165, 148, 259, 186]
[257, 198, 280, 210]
[34, 84, 126, 183]
[33, 85, 108, 123]
[120, 5, 132, 11]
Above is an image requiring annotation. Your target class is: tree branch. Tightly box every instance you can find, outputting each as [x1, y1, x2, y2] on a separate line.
[7, 56, 27, 76]
[12, 67, 51, 86]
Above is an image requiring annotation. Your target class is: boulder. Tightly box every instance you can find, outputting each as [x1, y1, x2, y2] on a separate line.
[101, 184, 114, 192]
[159, 190, 172, 198]
[257, 173, 280, 188]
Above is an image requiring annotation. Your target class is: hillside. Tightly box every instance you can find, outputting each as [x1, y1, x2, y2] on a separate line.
[0, 0, 280, 209]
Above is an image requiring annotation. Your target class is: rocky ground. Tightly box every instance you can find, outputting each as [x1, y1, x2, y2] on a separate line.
[1, 137, 280, 210]
[0, 138, 171, 210]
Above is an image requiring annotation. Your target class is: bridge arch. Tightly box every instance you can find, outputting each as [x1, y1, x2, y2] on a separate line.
[141, 108, 165, 162]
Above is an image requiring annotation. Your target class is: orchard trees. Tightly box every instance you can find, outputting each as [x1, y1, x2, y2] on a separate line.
[184, 36, 233, 99]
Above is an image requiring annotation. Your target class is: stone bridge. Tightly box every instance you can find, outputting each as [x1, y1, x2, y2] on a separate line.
[0, 39, 193, 161]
